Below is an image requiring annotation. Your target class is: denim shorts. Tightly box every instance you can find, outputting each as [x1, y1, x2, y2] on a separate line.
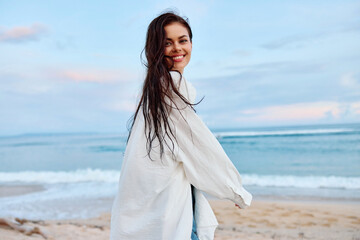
[191, 185, 199, 240]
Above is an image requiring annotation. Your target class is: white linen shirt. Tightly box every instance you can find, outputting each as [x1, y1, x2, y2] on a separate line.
[110, 71, 252, 240]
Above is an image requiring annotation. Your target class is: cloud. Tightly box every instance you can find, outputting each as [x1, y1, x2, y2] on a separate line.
[340, 72, 360, 88]
[10, 84, 52, 95]
[0, 23, 47, 43]
[236, 101, 360, 122]
[225, 60, 326, 75]
[261, 34, 310, 50]
[195, 60, 331, 106]
[106, 100, 137, 112]
[92, 53, 120, 59]
[54, 68, 135, 84]
[261, 23, 360, 50]
[232, 49, 252, 57]
[55, 35, 76, 50]
[0, 71, 54, 95]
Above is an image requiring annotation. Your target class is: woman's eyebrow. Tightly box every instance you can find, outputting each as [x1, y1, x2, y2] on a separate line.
[166, 35, 188, 40]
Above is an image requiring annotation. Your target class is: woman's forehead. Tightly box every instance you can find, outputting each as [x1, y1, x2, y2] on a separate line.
[165, 22, 189, 39]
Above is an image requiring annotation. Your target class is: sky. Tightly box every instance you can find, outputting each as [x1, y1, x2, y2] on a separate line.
[0, 0, 359, 135]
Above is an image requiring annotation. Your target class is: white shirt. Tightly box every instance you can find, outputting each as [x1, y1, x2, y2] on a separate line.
[110, 71, 252, 240]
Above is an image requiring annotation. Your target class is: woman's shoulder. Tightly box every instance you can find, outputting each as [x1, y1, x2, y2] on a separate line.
[169, 71, 196, 103]
[169, 71, 182, 86]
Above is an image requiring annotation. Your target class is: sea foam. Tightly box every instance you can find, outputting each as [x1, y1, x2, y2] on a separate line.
[0, 168, 119, 184]
[242, 174, 360, 189]
[1, 169, 359, 189]
[214, 128, 357, 138]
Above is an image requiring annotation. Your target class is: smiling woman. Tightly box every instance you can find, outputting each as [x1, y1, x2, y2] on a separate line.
[110, 11, 252, 240]
[164, 22, 192, 74]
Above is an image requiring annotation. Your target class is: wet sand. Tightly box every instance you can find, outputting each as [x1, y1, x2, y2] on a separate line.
[0, 184, 45, 198]
[1, 199, 359, 240]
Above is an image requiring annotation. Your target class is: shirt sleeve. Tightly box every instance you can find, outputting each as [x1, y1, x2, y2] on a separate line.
[167, 82, 252, 209]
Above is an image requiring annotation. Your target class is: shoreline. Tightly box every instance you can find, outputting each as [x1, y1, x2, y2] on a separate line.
[0, 183, 359, 221]
[1, 199, 359, 239]
[252, 195, 360, 205]
[0, 184, 45, 198]
[2, 183, 360, 203]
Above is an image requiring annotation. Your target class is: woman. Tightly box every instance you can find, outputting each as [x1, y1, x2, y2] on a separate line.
[110, 12, 252, 240]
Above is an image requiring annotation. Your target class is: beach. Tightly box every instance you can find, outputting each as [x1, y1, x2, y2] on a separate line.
[1, 199, 359, 240]
[1, 125, 359, 239]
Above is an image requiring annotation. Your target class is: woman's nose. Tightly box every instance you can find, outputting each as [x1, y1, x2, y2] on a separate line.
[173, 42, 181, 52]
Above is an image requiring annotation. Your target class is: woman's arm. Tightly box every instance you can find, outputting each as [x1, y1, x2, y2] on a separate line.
[168, 91, 252, 208]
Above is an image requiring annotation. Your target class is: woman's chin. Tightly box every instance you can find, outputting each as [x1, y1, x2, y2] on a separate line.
[172, 64, 188, 73]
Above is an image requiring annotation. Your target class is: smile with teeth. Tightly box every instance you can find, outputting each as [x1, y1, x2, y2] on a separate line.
[172, 55, 185, 61]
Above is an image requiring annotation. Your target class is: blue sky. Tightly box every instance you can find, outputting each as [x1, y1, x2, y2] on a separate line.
[0, 0, 359, 135]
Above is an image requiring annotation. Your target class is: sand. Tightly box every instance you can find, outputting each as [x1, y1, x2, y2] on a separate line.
[0, 185, 45, 198]
[1, 199, 359, 240]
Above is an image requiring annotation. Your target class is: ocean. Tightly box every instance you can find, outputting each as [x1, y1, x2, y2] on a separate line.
[0, 123, 359, 220]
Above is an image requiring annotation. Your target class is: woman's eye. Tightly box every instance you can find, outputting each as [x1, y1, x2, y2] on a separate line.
[165, 42, 171, 46]
[180, 39, 188, 43]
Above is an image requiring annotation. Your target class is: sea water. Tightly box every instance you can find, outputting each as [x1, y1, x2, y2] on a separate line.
[0, 123, 359, 219]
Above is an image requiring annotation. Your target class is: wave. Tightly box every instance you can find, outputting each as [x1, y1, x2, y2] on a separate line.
[0, 169, 120, 184]
[0, 169, 359, 189]
[214, 128, 357, 138]
[243, 174, 360, 189]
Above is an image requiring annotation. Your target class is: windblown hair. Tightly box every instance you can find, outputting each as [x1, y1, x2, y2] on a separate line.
[127, 12, 200, 159]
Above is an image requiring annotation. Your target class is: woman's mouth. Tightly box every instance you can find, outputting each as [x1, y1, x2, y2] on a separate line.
[172, 55, 185, 62]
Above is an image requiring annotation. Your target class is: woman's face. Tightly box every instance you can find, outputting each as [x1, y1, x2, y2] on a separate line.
[164, 22, 192, 74]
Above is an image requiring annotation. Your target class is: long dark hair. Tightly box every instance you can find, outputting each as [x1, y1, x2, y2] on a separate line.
[127, 12, 198, 159]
